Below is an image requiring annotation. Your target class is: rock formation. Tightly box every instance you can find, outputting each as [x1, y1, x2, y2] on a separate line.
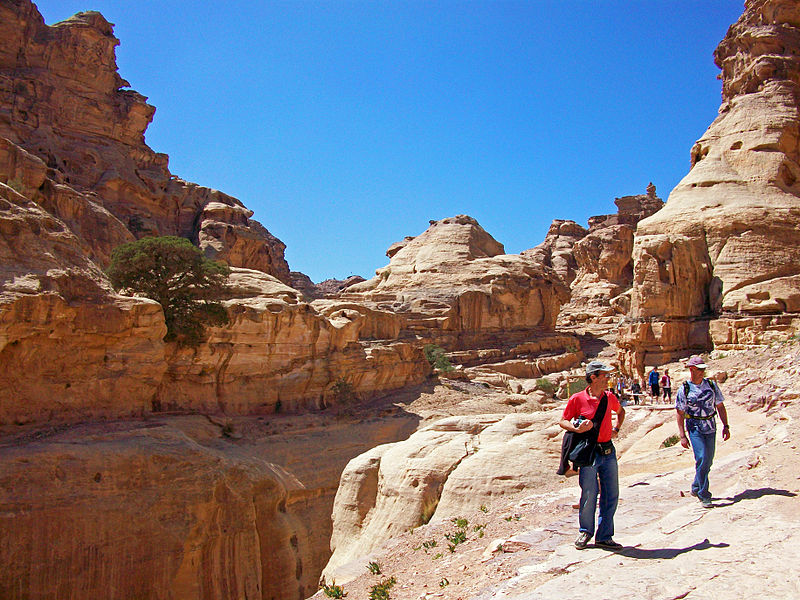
[336, 215, 583, 388]
[0, 1, 431, 425]
[0, 412, 422, 600]
[0, 3, 290, 280]
[323, 411, 562, 581]
[619, 0, 800, 374]
[342, 215, 568, 341]
[526, 186, 663, 335]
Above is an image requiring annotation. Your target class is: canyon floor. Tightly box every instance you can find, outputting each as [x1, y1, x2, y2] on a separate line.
[311, 340, 800, 600]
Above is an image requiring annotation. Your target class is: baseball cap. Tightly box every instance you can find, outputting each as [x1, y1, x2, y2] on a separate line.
[686, 355, 708, 369]
[586, 360, 614, 376]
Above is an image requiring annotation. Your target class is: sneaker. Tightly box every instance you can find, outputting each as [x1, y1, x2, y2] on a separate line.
[700, 498, 713, 509]
[690, 490, 698, 498]
[594, 538, 623, 550]
[574, 532, 591, 550]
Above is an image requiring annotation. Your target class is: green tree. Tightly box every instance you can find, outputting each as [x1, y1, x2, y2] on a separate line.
[107, 236, 230, 346]
[423, 344, 454, 372]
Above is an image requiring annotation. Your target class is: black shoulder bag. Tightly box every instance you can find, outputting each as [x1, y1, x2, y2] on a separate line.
[566, 392, 609, 468]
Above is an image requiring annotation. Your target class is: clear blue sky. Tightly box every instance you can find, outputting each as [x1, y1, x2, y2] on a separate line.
[35, 1, 743, 283]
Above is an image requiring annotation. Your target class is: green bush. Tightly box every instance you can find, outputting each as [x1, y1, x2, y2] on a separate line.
[661, 434, 680, 448]
[567, 379, 586, 396]
[367, 561, 382, 575]
[536, 378, 556, 393]
[321, 582, 347, 598]
[369, 576, 397, 600]
[107, 236, 229, 347]
[332, 378, 356, 404]
[423, 344, 454, 372]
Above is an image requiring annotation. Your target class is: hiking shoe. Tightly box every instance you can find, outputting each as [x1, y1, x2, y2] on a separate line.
[700, 498, 713, 509]
[574, 532, 591, 550]
[594, 538, 623, 550]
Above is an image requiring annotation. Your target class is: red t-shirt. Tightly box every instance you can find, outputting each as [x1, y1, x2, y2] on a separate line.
[561, 388, 621, 443]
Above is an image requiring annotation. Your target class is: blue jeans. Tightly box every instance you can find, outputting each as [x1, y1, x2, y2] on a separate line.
[578, 448, 619, 541]
[688, 429, 716, 501]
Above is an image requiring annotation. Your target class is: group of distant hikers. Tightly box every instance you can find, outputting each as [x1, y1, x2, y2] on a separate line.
[610, 366, 674, 405]
[558, 355, 730, 550]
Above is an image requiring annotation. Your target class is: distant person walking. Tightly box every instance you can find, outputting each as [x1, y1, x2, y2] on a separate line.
[675, 355, 730, 508]
[560, 361, 625, 550]
[648, 366, 660, 401]
[630, 379, 642, 405]
[661, 369, 672, 403]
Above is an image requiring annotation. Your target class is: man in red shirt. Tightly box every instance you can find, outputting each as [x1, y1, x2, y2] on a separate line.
[560, 361, 625, 550]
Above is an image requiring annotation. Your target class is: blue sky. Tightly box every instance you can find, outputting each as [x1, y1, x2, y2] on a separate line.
[34, 1, 743, 283]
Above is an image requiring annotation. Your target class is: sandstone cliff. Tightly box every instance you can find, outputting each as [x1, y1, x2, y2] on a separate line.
[526, 185, 663, 335]
[0, 1, 432, 425]
[619, 0, 800, 374]
[336, 215, 583, 390]
[0, 2, 290, 279]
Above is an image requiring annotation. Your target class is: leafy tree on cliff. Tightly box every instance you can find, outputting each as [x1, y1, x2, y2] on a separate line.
[107, 236, 230, 347]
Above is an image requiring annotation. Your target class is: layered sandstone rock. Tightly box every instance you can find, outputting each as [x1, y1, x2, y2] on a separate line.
[0, 178, 166, 425]
[527, 187, 663, 334]
[322, 412, 561, 582]
[343, 215, 569, 343]
[0, 1, 431, 425]
[0, 1, 290, 280]
[334, 215, 582, 390]
[157, 268, 425, 414]
[619, 0, 800, 374]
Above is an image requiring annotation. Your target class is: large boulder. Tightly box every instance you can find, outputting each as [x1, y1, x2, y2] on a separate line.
[620, 0, 800, 375]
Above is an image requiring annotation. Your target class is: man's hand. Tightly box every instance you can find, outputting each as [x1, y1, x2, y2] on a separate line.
[722, 426, 731, 441]
[680, 435, 690, 449]
[576, 420, 593, 433]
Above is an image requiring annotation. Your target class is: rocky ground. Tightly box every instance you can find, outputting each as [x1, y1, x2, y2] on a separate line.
[311, 339, 800, 600]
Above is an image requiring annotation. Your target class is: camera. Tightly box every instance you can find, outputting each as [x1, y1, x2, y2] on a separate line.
[572, 416, 586, 427]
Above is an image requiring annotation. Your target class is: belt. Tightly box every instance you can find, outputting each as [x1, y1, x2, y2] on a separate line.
[686, 413, 716, 421]
[597, 441, 614, 455]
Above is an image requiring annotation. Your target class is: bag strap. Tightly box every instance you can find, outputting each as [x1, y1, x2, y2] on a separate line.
[590, 392, 609, 430]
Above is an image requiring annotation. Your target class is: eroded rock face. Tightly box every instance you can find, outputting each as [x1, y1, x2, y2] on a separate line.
[322, 412, 561, 582]
[0, 420, 317, 600]
[0, 179, 166, 425]
[344, 216, 569, 342]
[528, 187, 663, 334]
[619, 0, 800, 375]
[0, 1, 290, 281]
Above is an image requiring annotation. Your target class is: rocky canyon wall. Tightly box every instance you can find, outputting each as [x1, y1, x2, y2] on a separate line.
[619, 0, 800, 375]
[526, 185, 663, 335]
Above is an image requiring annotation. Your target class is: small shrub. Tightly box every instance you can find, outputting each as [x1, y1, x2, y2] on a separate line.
[432, 552, 443, 560]
[567, 379, 586, 396]
[451, 517, 468, 529]
[422, 539, 437, 550]
[536, 378, 556, 393]
[423, 344, 454, 372]
[369, 576, 397, 600]
[332, 377, 356, 404]
[661, 434, 680, 448]
[439, 577, 449, 588]
[221, 422, 234, 438]
[479, 504, 489, 513]
[321, 582, 347, 598]
[367, 561, 382, 575]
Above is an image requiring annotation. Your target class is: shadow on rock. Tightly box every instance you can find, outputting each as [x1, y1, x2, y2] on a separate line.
[714, 487, 798, 507]
[610, 538, 729, 559]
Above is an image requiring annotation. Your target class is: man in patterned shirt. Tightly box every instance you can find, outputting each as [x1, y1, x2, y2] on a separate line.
[675, 355, 731, 508]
